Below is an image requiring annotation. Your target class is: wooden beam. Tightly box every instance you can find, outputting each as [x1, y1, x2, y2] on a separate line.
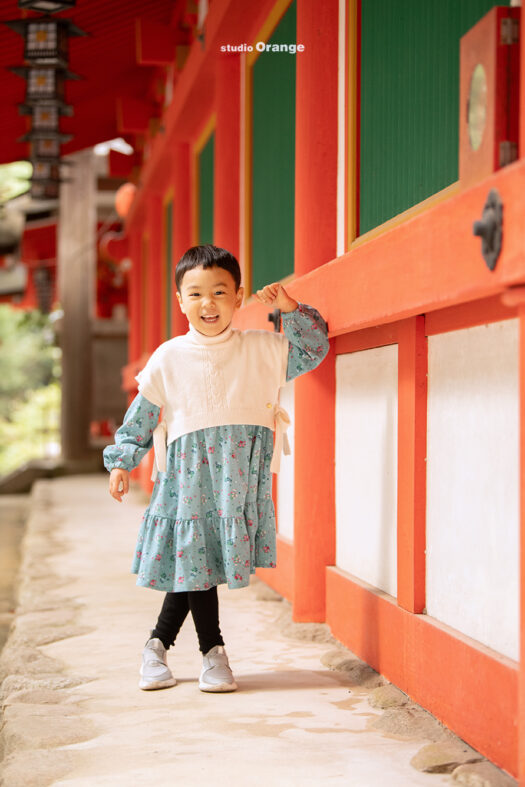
[117, 97, 158, 135]
[326, 566, 518, 777]
[397, 315, 427, 614]
[279, 159, 525, 339]
[135, 17, 176, 66]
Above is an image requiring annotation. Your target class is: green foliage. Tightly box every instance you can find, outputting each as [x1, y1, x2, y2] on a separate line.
[0, 305, 61, 475]
[0, 305, 61, 420]
[0, 383, 61, 474]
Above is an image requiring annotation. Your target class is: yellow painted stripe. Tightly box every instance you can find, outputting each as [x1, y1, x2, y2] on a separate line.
[247, 0, 292, 67]
[347, 0, 358, 250]
[194, 112, 216, 155]
[350, 181, 461, 249]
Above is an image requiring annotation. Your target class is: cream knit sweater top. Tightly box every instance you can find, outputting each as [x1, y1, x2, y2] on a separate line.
[135, 321, 291, 478]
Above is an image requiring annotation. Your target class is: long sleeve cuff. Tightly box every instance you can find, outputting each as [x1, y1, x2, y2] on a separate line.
[282, 301, 329, 382]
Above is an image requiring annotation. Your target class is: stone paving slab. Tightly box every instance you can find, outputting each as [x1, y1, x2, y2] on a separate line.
[0, 476, 517, 787]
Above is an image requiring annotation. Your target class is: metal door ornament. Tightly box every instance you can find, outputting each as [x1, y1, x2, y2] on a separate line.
[472, 188, 502, 271]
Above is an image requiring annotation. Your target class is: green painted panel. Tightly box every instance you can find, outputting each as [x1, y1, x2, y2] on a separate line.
[359, 0, 510, 235]
[252, 0, 296, 293]
[199, 132, 214, 245]
[165, 200, 173, 339]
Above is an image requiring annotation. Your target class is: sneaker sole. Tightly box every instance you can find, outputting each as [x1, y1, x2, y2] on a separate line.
[139, 677, 177, 691]
[198, 680, 238, 692]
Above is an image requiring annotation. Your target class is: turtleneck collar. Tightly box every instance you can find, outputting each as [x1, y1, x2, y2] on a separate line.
[187, 321, 234, 346]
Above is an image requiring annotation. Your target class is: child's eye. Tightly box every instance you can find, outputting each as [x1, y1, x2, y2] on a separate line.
[189, 293, 200, 297]
[215, 290, 225, 295]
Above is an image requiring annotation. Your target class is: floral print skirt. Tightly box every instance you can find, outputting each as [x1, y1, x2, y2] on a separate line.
[131, 423, 277, 592]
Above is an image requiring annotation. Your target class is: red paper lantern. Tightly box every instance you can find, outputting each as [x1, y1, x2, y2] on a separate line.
[115, 182, 136, 218]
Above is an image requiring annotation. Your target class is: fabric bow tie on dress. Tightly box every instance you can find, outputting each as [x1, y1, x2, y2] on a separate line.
[150, 403, 291, 482]
[270, 404, 291, 474]
[150, 419, 168, 482]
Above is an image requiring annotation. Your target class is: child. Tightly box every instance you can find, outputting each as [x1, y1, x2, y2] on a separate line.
[103, 244, 329, 693]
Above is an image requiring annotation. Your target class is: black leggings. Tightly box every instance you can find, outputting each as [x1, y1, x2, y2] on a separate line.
[150, 585, 225, 654]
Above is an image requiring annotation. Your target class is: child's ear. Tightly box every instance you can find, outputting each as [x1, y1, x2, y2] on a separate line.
[176, 291, 185, 314]
[235, 286, 244, 308]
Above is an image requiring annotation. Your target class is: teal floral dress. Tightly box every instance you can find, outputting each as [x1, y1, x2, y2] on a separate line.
[103, 303, 329, 593]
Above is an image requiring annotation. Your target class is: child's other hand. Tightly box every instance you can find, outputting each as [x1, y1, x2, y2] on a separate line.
[255, 282, 298, 313]
[109, 468, 129, 502]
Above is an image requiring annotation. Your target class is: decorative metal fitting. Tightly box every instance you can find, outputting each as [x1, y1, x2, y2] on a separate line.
[268, 308, 281, 332]
[473, 188, 503, 271]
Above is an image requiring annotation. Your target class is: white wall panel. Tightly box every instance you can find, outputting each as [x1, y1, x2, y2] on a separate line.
[335, 345, 398, 596]
[426, 319, 519, 661]
[277, 380, 295, 541]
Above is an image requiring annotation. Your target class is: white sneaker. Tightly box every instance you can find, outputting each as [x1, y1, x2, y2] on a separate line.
[139, 637, 177, 691]
[199, 645, 238, 692]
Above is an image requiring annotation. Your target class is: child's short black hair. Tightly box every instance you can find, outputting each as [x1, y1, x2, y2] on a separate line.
[175, 244, 241, 293]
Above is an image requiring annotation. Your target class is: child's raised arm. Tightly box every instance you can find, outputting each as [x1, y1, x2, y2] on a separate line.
[255, 281, 329, 381]
[255, 282, 298, 314]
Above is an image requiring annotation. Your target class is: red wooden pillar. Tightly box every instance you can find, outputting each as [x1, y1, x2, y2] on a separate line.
[214, 53, 241, 259]
[518, 294, 525, 787]
[521, 296, 525, 787]
[518, 6, 525, 158]
[294, 0, 338, 276]
[293, 348, 336, 621]
[515, 12, 525, 780]
[128, 228, 143, 362]
[292, 0, 338, 621]
[171, 142, 193, 337]
[499, 286, 525, 785]
[145, 193, 164, 351]
[396, 316, 427, 614]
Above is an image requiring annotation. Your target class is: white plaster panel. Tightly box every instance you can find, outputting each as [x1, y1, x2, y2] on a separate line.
[335, 345, 398, 596]
[426, 319, 519, 661]
[277, 380, 295, 541]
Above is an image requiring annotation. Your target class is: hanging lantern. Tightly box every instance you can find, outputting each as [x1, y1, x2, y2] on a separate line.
[10, 66, 79, 106]
[31, 138, 61, 160]
[115, 183, 137, 218]
[32, 159, 60, 181]
[19, 127, 72, 143]
[30, 180, 60, 199]
[4, 17, 85, 67]
[33, 104, 59, 131]
[33, 264, 53, 313]
[18, 0, 76, 13]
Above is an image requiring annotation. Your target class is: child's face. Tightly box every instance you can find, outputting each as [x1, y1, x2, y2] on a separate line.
[176, 265, 244, 336]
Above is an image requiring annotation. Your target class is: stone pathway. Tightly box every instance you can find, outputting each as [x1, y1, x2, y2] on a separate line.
[0, 476, 517, 787]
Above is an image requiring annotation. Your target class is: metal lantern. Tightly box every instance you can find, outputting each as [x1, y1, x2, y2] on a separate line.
[4, 17, 85, 67]
[10, 66, 73, 105]
[18, 0, 76, 13]
[31, 137, 61, 160]
[20, 129, 72, 144]
[30, 180, 60, 199]
[33, 263, 53, 313]
[33, 104, 59, 131]
[10, 66, 80, 109]
[32, 159, 60, 181]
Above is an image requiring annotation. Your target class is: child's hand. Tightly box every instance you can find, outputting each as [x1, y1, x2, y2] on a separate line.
[109, 468, 129, 502]
[255, 282, 298, 313]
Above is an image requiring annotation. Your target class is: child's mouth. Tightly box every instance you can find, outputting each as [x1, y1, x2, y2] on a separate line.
[202, 315, 219, 323]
